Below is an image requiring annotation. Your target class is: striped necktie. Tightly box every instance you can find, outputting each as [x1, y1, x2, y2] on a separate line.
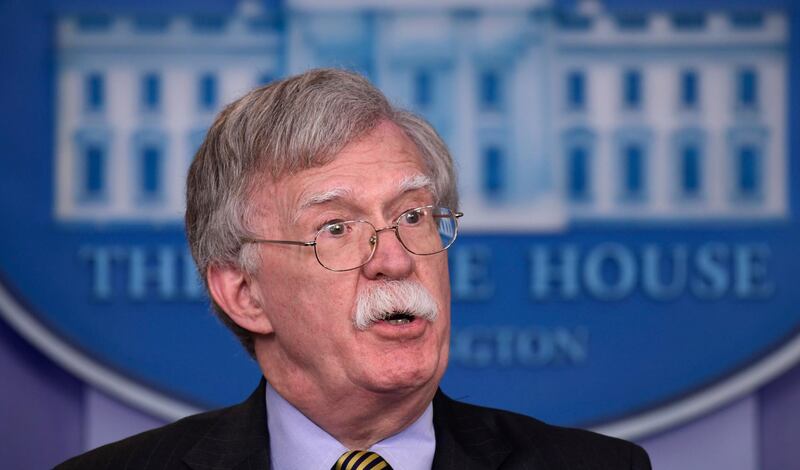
[332, 450, 394, 470]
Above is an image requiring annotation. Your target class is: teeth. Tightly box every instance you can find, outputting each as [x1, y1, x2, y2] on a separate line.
[387, 318, 411, 325]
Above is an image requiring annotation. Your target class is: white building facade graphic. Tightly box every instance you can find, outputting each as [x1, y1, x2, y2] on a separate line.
[54, 0, 788, 230]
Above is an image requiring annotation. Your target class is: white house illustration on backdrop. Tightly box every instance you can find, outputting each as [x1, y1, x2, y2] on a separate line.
[54, 0, 788, 231]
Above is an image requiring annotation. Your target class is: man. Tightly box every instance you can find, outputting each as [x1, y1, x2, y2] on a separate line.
[59, 69, 651, 469]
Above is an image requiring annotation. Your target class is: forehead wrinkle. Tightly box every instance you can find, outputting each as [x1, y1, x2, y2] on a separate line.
[291, 186, 353, 224]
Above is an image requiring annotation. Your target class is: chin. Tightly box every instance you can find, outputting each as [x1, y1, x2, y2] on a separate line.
[364, 357, 443, 396]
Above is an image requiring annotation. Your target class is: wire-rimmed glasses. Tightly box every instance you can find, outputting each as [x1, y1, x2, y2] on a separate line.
[242, 205, 463, 272]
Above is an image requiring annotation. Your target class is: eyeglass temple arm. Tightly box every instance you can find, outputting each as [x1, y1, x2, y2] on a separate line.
[433, 212, 463, 218]
[242, 238, 315, 247]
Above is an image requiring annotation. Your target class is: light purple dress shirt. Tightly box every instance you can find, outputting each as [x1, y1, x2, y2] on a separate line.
[266, 383, 436, 470]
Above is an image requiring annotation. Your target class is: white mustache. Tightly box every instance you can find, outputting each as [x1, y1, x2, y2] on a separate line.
[353, 280, 439, 330]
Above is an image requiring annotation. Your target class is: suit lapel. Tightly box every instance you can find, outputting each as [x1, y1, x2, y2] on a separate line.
[431, 390, 512, 470]
[183, 379, 271, 470]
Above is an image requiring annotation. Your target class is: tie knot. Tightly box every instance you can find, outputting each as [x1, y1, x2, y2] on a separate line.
[332, 450, 393, 470]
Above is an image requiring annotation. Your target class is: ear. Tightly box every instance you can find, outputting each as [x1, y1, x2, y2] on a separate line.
[206, 264, 274, 335]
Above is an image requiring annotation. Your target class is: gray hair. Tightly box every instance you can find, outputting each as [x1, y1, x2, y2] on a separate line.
[185, 68, 458, 356]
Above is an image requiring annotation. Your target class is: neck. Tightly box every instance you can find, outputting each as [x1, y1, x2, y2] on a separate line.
[292, 383, 435, 449]
[256, 346, 438, 449]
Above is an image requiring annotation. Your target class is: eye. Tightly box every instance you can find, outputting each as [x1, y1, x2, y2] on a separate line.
[323, 221, 349, 237]
[402, 208, 425, 226]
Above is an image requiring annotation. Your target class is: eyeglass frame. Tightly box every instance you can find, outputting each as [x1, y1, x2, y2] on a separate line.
[241, 205, 464, 272]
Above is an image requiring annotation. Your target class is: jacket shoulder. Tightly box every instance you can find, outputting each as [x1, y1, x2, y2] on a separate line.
[55, 405, 236, 470]
[435, 394, 651, 470]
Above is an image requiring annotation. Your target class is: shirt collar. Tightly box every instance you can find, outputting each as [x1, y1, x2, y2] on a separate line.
[266, 383, 435, 470]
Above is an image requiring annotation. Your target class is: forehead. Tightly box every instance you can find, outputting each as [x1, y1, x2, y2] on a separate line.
[274, 121, 431, 213]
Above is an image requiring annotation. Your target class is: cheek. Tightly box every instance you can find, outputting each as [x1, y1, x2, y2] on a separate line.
[432, 260, 452, 343]
[265, 276, 362, 363]
[429, 257, 452, 309]
[281, 273, 361, 332]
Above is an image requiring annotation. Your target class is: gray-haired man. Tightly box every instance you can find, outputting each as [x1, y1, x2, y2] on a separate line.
[59, 69, 650, 470]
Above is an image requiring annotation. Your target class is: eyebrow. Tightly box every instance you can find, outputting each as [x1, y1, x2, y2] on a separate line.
[398, 174, 435, 196]
[291, 173, 435, 224]
[293, 187, 353, 223]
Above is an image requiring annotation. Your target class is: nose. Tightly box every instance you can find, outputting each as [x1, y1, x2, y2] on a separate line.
[361, 226, 414, 280]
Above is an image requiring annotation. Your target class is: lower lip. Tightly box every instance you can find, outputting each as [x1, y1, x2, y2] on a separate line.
[369, 317, 428, 339]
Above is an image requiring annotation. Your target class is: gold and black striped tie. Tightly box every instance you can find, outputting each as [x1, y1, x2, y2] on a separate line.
[332, 450, 394, 470]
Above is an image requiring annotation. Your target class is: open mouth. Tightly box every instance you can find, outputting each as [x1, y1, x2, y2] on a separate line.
[383, 310, 416, 325]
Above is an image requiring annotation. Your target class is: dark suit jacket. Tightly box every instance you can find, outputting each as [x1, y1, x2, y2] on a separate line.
[57, 379, 651, 470]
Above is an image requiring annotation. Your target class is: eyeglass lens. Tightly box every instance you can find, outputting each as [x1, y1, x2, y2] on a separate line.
[314, 206, 457, 271]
